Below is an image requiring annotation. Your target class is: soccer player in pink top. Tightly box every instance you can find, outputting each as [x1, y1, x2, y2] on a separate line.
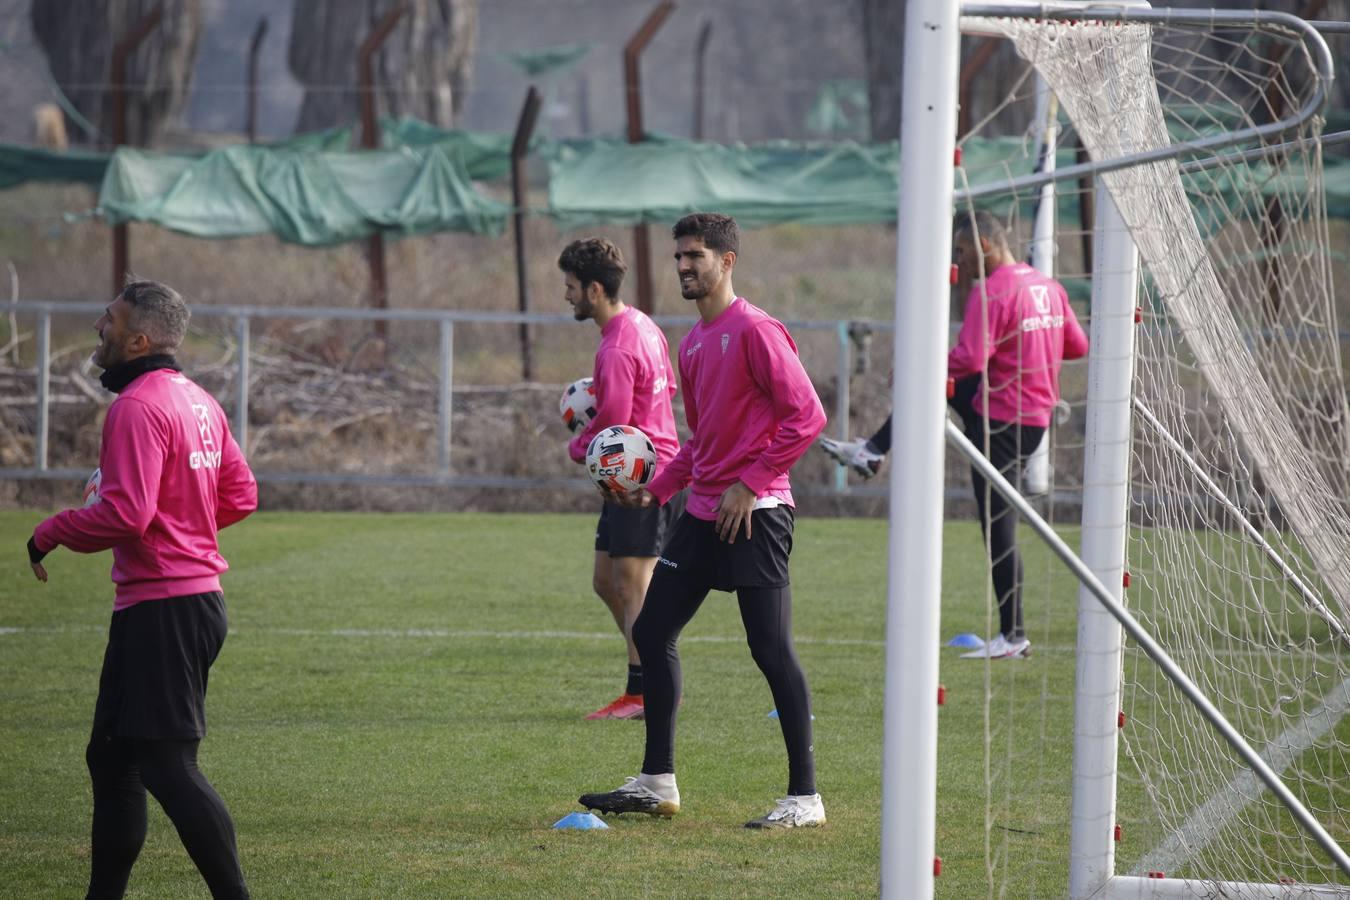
[559, 238, 681, 722]
[27, 280, 257, 899]
[949, 210, 1088, 660]
[578, 213, 830, 829]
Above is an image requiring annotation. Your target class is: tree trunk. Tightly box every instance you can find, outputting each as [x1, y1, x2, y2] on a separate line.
[31, 0, 203, 148]
[289, 0, 478, 136]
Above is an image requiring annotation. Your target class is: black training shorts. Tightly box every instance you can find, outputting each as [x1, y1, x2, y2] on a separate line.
[91, 591, 229, 741]
[654, 505, 795, 592]
[595, 491, 684, 558]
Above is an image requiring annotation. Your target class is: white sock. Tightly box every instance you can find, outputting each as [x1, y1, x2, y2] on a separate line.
[638, 772, 677, 795]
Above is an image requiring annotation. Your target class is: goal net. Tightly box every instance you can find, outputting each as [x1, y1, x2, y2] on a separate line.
[954, 6, 1348, 896]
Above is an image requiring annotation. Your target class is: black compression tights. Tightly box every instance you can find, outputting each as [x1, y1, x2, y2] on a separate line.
[633, 580, 817, 796]
[85, 737, 248, 900]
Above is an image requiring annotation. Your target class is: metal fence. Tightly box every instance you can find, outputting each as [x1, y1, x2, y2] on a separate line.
[1, 300, 904, 499]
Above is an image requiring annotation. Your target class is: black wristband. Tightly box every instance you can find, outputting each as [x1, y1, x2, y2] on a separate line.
[27, 536, 48, 565]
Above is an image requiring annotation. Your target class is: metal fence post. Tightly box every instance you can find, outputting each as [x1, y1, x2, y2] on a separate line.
[438, 319, 454, 475]
[235, 315, 250, 453]
[35, 310, 50, 472]
[835, 320, 851, 492]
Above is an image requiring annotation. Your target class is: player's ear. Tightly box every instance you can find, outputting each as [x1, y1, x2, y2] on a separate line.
[127, 330, 152, 354]
[721, 250, 736, 272]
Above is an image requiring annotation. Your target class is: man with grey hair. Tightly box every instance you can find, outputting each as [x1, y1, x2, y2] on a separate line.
[27, 279, 257, 899]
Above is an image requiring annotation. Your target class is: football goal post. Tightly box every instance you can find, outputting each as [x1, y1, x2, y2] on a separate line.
[885, 2, 1349, 897]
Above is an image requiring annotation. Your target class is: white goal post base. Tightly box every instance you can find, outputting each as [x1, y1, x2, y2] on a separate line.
[1101, 876, 1350, 899]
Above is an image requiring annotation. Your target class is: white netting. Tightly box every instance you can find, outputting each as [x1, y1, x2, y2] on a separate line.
[960, 10, 1348, 895]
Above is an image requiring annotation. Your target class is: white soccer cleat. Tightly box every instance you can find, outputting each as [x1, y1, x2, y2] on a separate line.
[744, 793, 827, 829]
[960, 634, 1031, 659]
[579, 773, 680, 817]
[818, 436, 884, 479]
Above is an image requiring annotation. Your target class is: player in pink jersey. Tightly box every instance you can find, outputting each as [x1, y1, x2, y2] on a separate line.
[559, 238, 682, 722]
[578, 213, 829, 829]
[950, 210, 1088, 660]
[27, 280, 256, 900]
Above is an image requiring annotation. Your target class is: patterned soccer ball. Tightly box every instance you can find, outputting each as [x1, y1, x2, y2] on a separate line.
[559, 377, 597, 434]
[586, 425, 658, 493]
[82, 468, 102, 507]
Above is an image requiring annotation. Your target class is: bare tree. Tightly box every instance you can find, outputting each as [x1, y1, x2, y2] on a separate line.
[289, 0, 478, 135]
[31, 0, 204, 148]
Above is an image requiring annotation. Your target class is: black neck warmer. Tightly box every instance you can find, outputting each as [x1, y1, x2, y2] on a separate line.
[99, 354, 182, 394]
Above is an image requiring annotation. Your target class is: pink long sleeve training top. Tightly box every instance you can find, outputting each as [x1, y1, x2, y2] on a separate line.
[34, 369, 258, 610]
[568, 306, 680, 466]
[947, 262, 1089, 427]
[646, 297, 827, 520]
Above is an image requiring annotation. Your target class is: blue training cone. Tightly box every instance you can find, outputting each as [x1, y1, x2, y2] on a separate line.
[947, 632, 985, 649]
[553, 811, 609, 830]
[767, 709, 815, 720]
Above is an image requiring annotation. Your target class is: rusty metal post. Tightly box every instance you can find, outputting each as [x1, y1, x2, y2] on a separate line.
[511, 86, 543, 381]
[358, 5, 408, 340]
[692, 19, 712, 139]
[956, 37, 999, 137]
[246, 17, 269, 144]
[1255, 0, 1325, 325]
[109, 5, 164, 296]
[1075, 140, 1094, 273]
[624, 1, 675, 315]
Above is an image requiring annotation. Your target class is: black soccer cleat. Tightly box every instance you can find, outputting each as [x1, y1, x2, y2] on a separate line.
[578, 776, 680, 817]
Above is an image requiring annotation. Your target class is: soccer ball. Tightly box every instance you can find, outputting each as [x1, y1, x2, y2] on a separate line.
[560, 377, 597, 434]
[82, 468, 101, 507]
[586, 425, 658, 493]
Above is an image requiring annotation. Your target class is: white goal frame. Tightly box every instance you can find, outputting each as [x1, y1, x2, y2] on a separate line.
[882, 3, 1348, 898]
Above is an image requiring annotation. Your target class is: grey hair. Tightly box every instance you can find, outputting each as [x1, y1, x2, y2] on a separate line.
[120, 278, 190, 352]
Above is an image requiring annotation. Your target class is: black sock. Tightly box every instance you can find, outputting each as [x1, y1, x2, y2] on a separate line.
[625, 664, 643, 697]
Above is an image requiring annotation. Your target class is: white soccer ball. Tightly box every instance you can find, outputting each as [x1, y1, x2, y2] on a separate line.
[82, 468, 102, 507]
[560, 377, 597, 434]
[586, 425, 658, 493]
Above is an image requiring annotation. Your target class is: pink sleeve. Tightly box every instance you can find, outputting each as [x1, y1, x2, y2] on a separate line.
[738, 321, 827, 496]
[1062, 292, 1089, 360]
[646, 358, 696, 505]
[215, 424, 257, 530]
[568, 350, 637, 464]
[33, 399, 165, 554]
[947, 287, 990, 379]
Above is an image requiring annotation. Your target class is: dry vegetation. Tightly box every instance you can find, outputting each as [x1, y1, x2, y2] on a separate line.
[2, 181, 1347, 515]
[0, 182, 901, 513]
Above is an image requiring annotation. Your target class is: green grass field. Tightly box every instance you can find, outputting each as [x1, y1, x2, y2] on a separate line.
[1, 509, 1341, 897]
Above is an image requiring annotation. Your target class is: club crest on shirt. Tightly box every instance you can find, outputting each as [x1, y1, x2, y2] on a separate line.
[1030, 284, 1051, 314]
[720, 333, 730, 354]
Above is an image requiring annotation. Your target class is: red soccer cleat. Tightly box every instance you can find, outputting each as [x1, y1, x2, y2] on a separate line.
[585, 694, 645, 720]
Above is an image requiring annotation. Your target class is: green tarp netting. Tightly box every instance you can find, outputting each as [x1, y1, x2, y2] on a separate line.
[2, 118, 1347, 244]
[546, 135, 1350, 227]
[0, 126, 355, 192]
[0, 144, 110, 190]
[100, 142, 508, 244]
[501, 43, 591, 79]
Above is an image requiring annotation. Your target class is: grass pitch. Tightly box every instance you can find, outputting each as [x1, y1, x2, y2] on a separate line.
[1, 509, 1093, 897]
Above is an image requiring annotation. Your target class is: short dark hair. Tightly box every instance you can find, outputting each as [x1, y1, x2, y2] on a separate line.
[953, 209, 1009, 248]
[120, 277, 190, 352]
[672, 212, 739, 256]
[557, 238, 627, 300]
